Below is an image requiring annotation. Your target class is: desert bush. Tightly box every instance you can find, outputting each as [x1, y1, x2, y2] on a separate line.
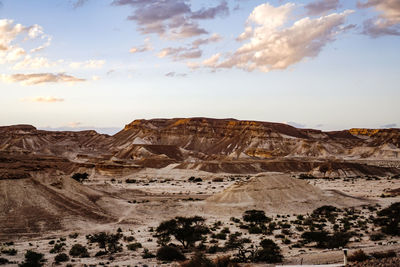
[212, 178, 224, 182]
[180, 252, 214, 267]
[348, 249, 369, 262]
[255, 239, 283, 263]
[50, 243, 65, 254]
[19, 250, 45, 267]
[126, 242, 142, 251]
[69, 244, 89, 258]
[0, 258, 9, 265]
[95, 250, 107, 257]
[214, 255, 240, 267]
[71, 172, 88, 183]
[125, 179, 136, 183]
[54, 253, 69, 263]
[156, 246, 186, 261]
[374, 202, 400, 235]
[142, 248, 155, 259]
[1, 248, 17, 256]
[87, 232, 123, 253]
[243, 210, 271, 225]
[155, 216, 209, 249]
[370, 232, 385, 241]
[68, 233, 79, 239]
[371, 250, 396, 259]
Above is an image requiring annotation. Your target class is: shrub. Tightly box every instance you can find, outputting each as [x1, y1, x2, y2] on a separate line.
[69, 244, 89, 258]
[1, 248, 17, 256]
[68, 233, 79, 239]
[212, 178, 224, 182]
[243, 210, 271, 225]
[71, 173, 89, 183]
[0, 258, 9, 265]
[55, 253, 69, 263]
[95, 250, 107, 257]
[348, 250, 369, 262]
[19, 250, 45, 267]
[50, 243, 65, 253]
[371, 250, 396, 259]
[370, 232, 385, 241]
[126, 179, 137, 183]
[156, 246, 186, 261]
[126, 242, 142, 251]
[255, 239, 283, 263]
[142, 248, 155, 259]
[214, 255, 240, 267]
[374, 202, 400, 236]
[180, 252, 214, 267]
[155, 216, 209, 249]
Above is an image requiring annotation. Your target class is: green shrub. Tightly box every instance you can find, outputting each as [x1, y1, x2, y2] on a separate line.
[54, 253, 69, 263]
[255, 239, 283, 263]
[156, 246, 186, 261]
[1, 248, 17, 256]
[19, 250, 45, 267]
[69, 244, 89, 258]
[0, 258, 9, 265]
[71, 173, 89, 183]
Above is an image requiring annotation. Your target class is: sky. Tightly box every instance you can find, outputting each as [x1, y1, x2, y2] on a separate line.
[0, 0, 399, 134]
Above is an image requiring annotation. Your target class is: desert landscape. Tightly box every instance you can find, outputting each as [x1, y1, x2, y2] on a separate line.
[1, 0, 400, 266]
[1, 118, 399, 266]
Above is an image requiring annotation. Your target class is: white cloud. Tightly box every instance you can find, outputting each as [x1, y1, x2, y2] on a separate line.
[12, 55, 56, 70]
[191, 3, 354, 72]
[0, 73, 85, 85]
[0, 19, 51, 64]
[21, 96, 64, 103]
[130, 37, 153, 54]
[69, 59, 105, 69]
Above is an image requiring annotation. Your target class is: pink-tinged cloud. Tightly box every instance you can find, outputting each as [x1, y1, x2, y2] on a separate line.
[1, 73, 85, 85]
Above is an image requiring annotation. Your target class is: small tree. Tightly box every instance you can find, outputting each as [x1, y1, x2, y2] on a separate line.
[19, 250, 46, 267]
[156, 216, 209, 249]
[255, 239, 283, 263]
[243, 210, 271, 225]
[374, 202, 400, 236]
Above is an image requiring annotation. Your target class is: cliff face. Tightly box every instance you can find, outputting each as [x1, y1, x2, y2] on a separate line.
[109, 118, 400, 161]
[1, 118, 400, 176]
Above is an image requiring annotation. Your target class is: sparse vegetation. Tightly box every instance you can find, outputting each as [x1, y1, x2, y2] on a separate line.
[71, 172, 89, 183]
[156, 246, 186, 261]
[19, 250, 45, 267]
[69, 244, 89, 258]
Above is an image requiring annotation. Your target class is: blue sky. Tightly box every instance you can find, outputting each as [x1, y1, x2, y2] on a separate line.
[0, 0, 399, 134]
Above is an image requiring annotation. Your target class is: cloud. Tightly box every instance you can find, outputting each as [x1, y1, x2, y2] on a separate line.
[0, 73, 85, 85]
[22, 96, 64, 103]
[69, 59, 105, 69]
[0, 20, 51, 64]
[12, 55, 57, 70]
[381, 123, 397, 128]
[73, 0, 89, 9]
[112, 0, 228, 39]
[358, 0, 400, 37]
[305, 0, 340, 16]
[130, 37, 153, 53]
[158, 33, 222, 61]
[191, 33, 222, 49]
[165, 71, 187, 77]
[190, 1, 229, 20]
[189, 3, 354, 72]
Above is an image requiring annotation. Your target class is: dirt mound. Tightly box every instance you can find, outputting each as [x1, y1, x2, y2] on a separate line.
[205, 173, 370, 214]
[0, 176, 118, 240]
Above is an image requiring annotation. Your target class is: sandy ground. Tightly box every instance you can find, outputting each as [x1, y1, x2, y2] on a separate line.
[1, 169, 400, 266]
